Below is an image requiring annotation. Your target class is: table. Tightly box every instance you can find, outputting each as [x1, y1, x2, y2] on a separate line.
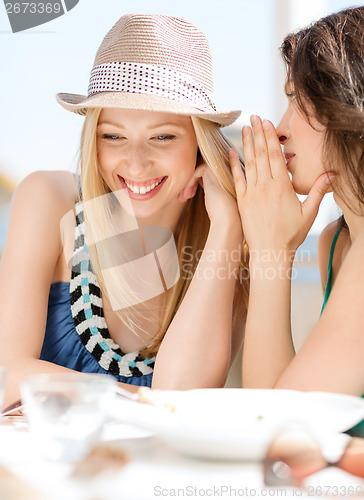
[0, 417, 363, 500]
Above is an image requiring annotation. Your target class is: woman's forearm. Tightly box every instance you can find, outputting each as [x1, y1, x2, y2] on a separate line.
[339, 438, 364, 477]
[229, 118, 333, 388]
[152, 223, 242, 389]
[242, 251, 295, 388]
[2, 358, 138, 409]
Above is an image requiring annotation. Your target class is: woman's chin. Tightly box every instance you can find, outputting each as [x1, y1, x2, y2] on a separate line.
[292, 180, 310, 196]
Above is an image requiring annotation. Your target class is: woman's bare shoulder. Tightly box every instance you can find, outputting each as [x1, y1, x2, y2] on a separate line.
[318, 219, 350, 292]
[318, 219, 341, 249]
[318, 220, 341, 293]
[1, 170, 78, 278]
[13, 170, 77, 213]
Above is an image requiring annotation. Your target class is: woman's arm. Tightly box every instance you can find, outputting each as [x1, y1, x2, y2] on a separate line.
[0, 171, 138, 408]
[241, 248, 295, 388]
[152, 164, 244, 389]
[275, 226, 364, 395]
[231, 116, 333, 388]
[0, 171, 75, 406]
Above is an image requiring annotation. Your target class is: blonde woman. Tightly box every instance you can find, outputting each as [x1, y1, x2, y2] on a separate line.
[0, 14, 248, 408]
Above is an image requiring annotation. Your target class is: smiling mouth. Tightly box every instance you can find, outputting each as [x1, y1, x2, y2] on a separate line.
[118, 176, 167, 195]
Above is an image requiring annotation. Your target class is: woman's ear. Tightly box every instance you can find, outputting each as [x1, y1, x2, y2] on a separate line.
[196, 148, 203, 167]
[179, 182, 199, 203]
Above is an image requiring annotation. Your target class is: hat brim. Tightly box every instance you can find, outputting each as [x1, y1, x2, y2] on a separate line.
[56, 92, 240, 128]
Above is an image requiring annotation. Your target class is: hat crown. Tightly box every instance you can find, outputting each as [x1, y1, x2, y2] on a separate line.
[94, 14, 214, 93]
[57, 13, 241, 127]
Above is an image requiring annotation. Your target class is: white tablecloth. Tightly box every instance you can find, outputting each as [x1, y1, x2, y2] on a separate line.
[0, 418, 363, 500]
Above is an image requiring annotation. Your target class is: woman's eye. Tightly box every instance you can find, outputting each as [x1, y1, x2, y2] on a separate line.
[155, 135, 176, 141]
[102, 134, 123, 140]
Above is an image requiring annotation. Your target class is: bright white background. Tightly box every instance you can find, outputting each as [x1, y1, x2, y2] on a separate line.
[0, 0, 361, 230]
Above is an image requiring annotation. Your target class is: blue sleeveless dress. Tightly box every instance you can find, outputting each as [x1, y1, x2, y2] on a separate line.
[321, 225, 364, 437]
[40, 203, 155, 387]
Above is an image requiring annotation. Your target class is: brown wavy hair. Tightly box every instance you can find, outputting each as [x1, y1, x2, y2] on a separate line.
[280, 6, 364, 212]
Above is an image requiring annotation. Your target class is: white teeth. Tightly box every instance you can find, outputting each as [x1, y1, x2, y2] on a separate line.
[124, 178, 163, 195]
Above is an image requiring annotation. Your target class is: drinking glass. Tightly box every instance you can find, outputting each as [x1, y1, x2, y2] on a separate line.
[21, 373, 116, 462]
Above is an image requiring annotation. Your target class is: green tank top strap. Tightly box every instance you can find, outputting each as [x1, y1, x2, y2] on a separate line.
[320, 225, 343, 314]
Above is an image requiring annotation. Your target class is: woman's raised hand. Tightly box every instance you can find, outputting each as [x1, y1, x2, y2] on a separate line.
[230, 115, 334, 253]
[179, 162, 241, 229]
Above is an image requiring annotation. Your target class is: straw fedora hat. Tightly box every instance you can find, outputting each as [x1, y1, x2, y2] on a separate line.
[56, 14, 240, 127]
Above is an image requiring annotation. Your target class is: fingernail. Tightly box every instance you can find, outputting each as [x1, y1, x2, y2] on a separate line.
[262, 119, 270, 130]
[250, 114, 259, 125]
[242, 126, 250, 136]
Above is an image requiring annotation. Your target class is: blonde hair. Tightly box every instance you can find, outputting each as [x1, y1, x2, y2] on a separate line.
[77, 109, 248, 357]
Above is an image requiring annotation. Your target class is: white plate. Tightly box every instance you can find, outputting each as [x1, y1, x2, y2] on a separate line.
[108, 388, 364, 461]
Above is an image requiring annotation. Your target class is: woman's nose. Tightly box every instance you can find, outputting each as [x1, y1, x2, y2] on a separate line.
[125, 144, 150, 176]
[276, 107, 291, 144]
[278, 134, 287, 144]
